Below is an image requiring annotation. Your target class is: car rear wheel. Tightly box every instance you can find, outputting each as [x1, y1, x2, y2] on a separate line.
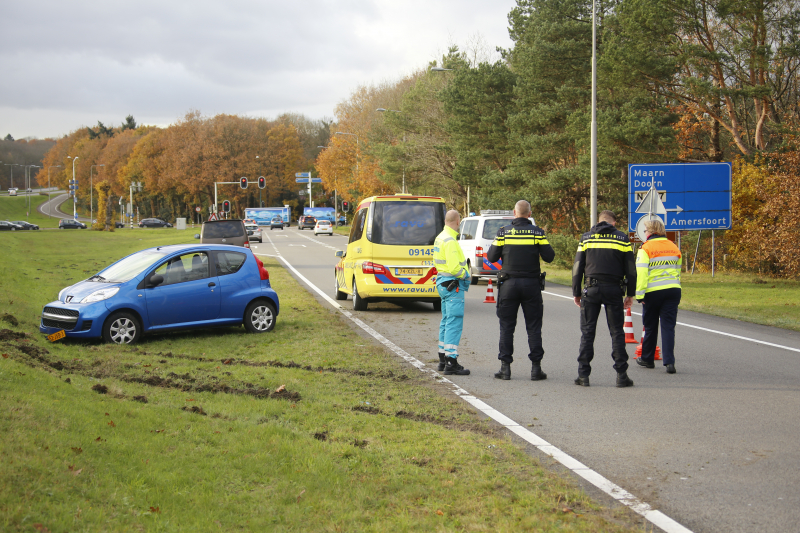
[353, 278, 368, 311]
[334, 272, 347, 301]
[244, 300, 276, 333]
[433, 300, 442, 311]
[103, 312, 141, 344]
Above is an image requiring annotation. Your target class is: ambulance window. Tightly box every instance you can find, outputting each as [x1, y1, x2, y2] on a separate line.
[459, 220, 477, 240]
[349, 209, 368, 243]
[370, 201, 444, 246]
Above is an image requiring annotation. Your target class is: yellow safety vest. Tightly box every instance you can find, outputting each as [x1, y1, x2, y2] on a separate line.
[635, 237, 682, 298]
[433, 226, 469, 280]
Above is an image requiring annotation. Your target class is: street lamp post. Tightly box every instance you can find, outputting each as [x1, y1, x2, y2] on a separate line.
[24, 165, 41, 220]
[4, 163, 20, 189]
[90, 164, 105, 224]
[68, 156, 79, 220]
[47, 165, 62, 218]
[590, 0, 598, 226]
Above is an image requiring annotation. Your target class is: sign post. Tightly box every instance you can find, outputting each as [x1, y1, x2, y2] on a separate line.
[295, 172, 321, 208]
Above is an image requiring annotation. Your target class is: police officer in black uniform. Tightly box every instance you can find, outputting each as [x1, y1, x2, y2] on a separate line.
[572, 210, 637, 387]
[486, 200, 555, 381]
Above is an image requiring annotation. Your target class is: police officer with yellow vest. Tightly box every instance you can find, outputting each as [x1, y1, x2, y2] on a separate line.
[635, 218, 682, 374]
[572, 210, 636, 387]
[486, 200, 555, 381]
[433, 209, 471, 376]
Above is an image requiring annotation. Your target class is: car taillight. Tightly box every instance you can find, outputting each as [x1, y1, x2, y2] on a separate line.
[255, 257, 269, 280]
[244, 242, 250, 248]
[475, 246, 483, 261]
[362, 261, 388, 275]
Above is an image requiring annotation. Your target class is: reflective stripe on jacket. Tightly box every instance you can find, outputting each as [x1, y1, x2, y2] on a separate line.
[635, 236, 682, 298]
[572, 221, 636, 297]
[434, 226, 469, 281]
[486, 217, 555, 277]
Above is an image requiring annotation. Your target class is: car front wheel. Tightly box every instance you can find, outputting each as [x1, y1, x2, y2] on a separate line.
[103, 312, 141, 344]
[244, 300, 276, 333]
[334, 272, 347, 301]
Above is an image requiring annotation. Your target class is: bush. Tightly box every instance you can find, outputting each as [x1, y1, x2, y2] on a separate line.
[547, 232, 579, 269]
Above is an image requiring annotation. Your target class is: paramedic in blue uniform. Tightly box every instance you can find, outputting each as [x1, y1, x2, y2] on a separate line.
[433, 209, 471, 376]
[486, 200, 555, 381]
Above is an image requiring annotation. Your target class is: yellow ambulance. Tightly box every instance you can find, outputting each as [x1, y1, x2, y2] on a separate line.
[334, 194, 446, 311]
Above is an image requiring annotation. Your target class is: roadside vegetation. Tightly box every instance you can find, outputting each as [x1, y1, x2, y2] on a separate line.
[0, 194, 62, 228]
[1, 229, 639, 532]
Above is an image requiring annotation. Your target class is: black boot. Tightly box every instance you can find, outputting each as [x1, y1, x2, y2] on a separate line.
[443, 357, 470, 376]
[530, 364, 547, 381]
[494, 362, 511, 380]
[574, 376, 590, 387]
[616, 372, 634, 387]
[437, 352, 446, 372]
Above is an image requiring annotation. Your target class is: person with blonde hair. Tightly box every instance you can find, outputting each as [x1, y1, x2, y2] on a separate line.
[635, 218, 682, 374]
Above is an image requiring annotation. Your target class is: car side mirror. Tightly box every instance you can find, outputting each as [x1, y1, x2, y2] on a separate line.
[146, 274, 164, 288]
[194, 234, 200, 239]
[335, 250, 345, 258]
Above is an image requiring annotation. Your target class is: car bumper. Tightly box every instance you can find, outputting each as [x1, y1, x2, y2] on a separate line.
[39, 301, 108, 339]
[357, 274, 439, 299]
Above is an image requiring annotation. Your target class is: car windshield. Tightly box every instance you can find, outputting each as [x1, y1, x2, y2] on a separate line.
[482, 218, 514, 240]
[98, 250, 167, 283]
[203, 221, 244, 238]
[371, 201, 445, 245]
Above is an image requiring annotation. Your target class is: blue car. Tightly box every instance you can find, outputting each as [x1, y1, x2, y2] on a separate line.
[40, 244, 279, 344]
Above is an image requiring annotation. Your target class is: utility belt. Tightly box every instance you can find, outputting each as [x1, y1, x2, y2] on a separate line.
[497, 271, 546, 291]
[586, 277, 625, 288]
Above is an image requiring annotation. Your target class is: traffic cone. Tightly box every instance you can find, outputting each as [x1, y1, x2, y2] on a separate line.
[483, 278, 496, 303]
[624, 308, 638, 344]
[634, 325, 661, 360]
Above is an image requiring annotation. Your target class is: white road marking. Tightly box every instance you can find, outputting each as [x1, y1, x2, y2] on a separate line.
[258, 252, 694, 533]
[287, 244, 306, 247]
[294, 230, 343, 251]
[543, 290, 800, 354]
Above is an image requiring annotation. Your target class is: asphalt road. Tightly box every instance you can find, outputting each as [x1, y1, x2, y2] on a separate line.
[251, 228, 800, 533]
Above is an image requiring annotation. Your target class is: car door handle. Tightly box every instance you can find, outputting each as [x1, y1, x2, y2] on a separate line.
[208, 282, 216, 287]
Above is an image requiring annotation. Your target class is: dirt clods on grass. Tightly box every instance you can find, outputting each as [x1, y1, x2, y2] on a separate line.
[313, 431, 328, 441]
[92, 384, 109, 394]
[0, 314, 19, 327]
[133, 395, 148, 403]
[0, 328, 26, 341]
[182, 405, 207, 415]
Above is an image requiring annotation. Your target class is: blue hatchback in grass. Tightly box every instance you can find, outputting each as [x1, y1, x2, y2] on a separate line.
[40, 244, 279, 344]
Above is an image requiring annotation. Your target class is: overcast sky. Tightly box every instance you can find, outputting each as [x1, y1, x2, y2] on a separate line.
[0, 0, 517, 140]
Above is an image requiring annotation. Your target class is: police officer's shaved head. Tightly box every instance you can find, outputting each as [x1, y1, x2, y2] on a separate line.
[599, 210, 616, 224]
[445, 209, 461, 229]
[514, 200, 531, 218]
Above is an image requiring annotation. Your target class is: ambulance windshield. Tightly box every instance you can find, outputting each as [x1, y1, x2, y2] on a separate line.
[371, 201, 445, 245]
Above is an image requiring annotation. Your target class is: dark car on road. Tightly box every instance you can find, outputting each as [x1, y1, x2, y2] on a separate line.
[40, 244, 279, 344]
[59, 219, 87, 229]
[0, 220, 24, 231]
[115, 221, 125, 228]
[11, 221, 40, 230]
[299, 216, 316, 230]
[196, 219, 249, 248]
[139, 218, 173, 228]
[269, 216, 285, 230]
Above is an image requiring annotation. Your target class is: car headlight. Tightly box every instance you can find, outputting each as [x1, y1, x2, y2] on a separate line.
[81, 287, 119, 303]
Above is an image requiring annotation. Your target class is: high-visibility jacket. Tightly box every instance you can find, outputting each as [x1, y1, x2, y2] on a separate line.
[572, 221, 636, 297]
[486, 218, 555, 278]
[635, 236, 682, 299]
[433, 226, 469, 282]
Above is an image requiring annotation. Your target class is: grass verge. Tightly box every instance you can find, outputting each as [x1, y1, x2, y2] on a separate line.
[0, 230, 637, 532]
[544, 267, 800, 331]
[0, 194, 62, 228]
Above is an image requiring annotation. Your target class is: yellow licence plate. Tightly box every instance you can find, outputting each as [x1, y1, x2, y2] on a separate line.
[396, 268, 423, 276]
[47, 330, 66, 342]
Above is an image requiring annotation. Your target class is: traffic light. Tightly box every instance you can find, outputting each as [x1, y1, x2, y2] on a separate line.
[342, 201, 349, 212]
[258, 176, 265, 189]
[222, 200, 231, 213]
[240, 177, 248, 189]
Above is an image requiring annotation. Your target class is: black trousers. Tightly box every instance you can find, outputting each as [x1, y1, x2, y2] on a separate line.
[496, 277, 543, 364]
[641, 287, 681, 366]
[577, 284, 629, 377]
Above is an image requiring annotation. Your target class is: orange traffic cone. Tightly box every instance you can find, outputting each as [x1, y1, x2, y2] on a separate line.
[483, 278, 496, 303]
[624, 308, 638, 344]
[634, 325, 661, 360]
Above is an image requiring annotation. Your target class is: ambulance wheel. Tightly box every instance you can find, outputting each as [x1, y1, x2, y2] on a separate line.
[353, 279, 368, 311]
[432, 300, 442, 312]
[334, 273, 347, 301]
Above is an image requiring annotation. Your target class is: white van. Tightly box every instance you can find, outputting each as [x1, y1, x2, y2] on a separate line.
[457, 210, 535, 284]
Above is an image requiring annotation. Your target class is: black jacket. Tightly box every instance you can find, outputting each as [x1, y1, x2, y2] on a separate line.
[486, 218, 555, 278]
[571, 221, 636, 297]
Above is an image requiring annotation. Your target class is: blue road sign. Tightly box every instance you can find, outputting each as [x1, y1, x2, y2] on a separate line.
[295, 177, 322, 183]
[628, 162, 731, 231]
[295, 172, 311, 178]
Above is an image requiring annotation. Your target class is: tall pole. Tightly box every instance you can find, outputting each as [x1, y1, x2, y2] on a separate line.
[47, 165, 61, 218]
[590, 0, 598, 227]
